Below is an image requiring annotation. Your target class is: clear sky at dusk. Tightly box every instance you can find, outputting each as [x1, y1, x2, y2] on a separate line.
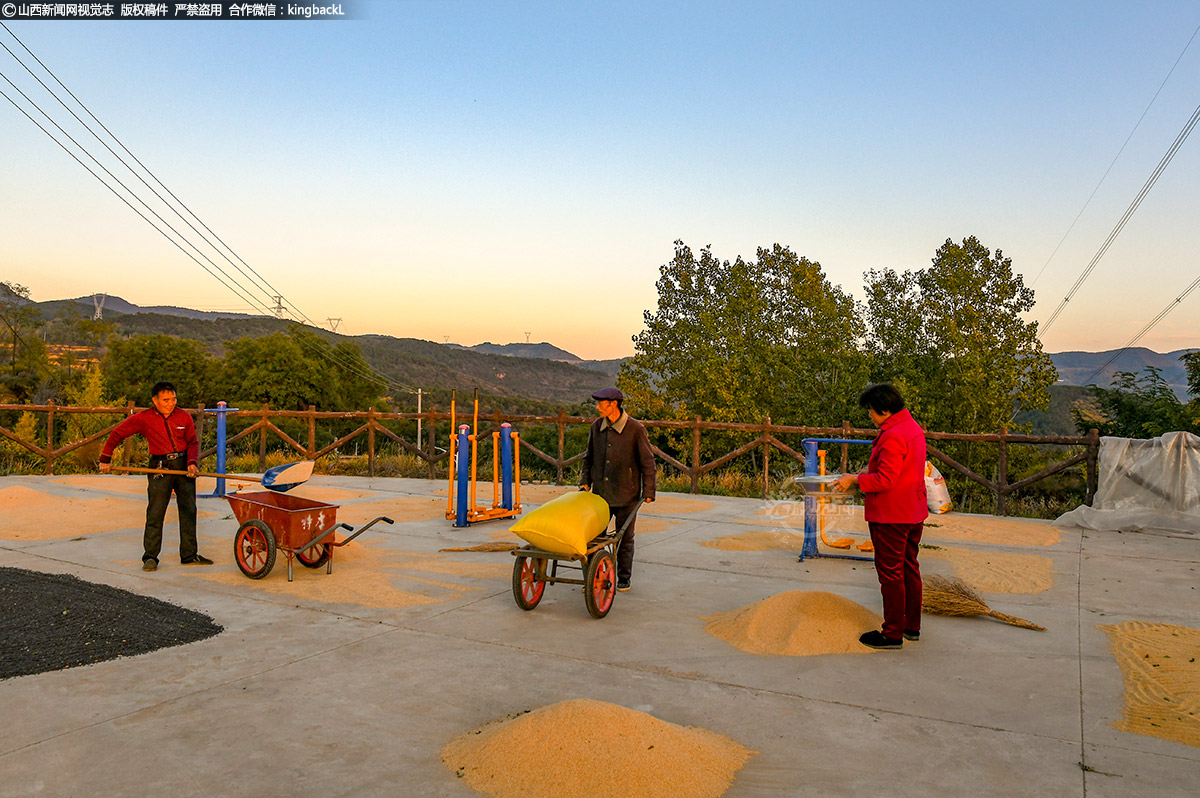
[1, 1, 1198, 360]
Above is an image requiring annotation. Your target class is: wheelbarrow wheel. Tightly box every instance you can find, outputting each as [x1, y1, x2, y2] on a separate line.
[584, 550, 616, 619]
[512, 554, 546, 610]
[234, 519, 276, 579]
[296, 542, 330, 568]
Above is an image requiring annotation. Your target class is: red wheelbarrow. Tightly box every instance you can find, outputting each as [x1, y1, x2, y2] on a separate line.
[226, 491, 393, 581]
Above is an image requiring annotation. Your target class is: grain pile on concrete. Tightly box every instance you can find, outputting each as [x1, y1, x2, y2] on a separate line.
[442, 698, 754, 798]
[1100, 621, 1200, 748]
[704, 590, 881, 656]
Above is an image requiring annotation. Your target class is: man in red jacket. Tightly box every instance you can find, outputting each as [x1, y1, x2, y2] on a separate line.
[99, 381, 213, 571]
[834, 383, 928, 650]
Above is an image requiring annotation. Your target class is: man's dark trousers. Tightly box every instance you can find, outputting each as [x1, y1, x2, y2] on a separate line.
[610, 503, 640, 581]
[143, 454, 198, 563]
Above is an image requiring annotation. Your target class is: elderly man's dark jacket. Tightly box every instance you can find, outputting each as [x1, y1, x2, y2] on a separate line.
[581, 411, 656, 507]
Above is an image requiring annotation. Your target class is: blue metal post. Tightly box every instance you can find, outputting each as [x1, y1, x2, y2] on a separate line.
[200, 401, 238, 499]
[455, 425, 471, 526]
[500, 423, 514, 510]
[801, 440, 820, 558]
[803, 440, 820, 477]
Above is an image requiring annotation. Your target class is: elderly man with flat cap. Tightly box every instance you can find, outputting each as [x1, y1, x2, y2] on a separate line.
[580, 387, 656, 591]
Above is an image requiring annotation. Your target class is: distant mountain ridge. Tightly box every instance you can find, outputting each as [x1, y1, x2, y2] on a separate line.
[453, 341, 625, 376]
[454, 341, 582, 361]
[17, 291, 1196, 400]
[1049, 347, 1195, 399]
[60, 294, 259, 321]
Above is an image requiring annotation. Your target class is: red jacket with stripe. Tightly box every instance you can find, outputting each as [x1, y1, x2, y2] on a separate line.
[99, 407, 199, 467]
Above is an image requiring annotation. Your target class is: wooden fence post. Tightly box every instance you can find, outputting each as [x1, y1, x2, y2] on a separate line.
[556, 410, 566, 485]
[996, 426, 1008, 516]
[762, 416, 771, 498]
[427, 407, 437, 480]
[258, 404, 268, 470]
[368, 407, 376, 477]
[122, 400, 135, 467]
[690, 416, 701, 494]
[44, 400, 55, 475]
[307, 405, 316, 459]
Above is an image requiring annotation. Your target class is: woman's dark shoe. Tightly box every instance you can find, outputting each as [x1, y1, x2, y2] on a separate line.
[860, 630, 903, 650]
[903, 630, 920, 641]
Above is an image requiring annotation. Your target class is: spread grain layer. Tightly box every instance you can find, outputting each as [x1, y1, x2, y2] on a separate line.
[442, 698, 754, 798]
[704, 590, 882, 656]
[0, 567, 222, 680]
[1100, 621, 1200, 748]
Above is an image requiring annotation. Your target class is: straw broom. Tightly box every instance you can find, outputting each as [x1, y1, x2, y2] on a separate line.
[922, 574, 1046, 631]
[438, 542, 519, 553]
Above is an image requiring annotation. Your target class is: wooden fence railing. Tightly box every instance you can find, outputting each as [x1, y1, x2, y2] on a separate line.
[0, 402, 1100, 516]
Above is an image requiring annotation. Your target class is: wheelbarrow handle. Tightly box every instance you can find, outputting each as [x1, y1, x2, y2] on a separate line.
[615, 499, 645, 534]
[335, 516, 395, 546]
[297, 523, 354, 554]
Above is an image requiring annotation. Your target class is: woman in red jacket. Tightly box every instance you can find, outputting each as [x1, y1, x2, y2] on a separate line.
[834, 383, 928, 650]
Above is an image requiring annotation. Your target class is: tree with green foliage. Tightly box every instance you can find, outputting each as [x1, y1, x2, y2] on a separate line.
[620, 241, 867, 428]
[63, 364, 120, 466]
[863, 236, 1056, 434]
[1073, 366, 1198, 438]
[0, 281, 51, 402]
[0, 282, 38, 368]
[1184, 351, 1200, 400]
[217, 326, 384, 411]
[102, 334, 214, 406]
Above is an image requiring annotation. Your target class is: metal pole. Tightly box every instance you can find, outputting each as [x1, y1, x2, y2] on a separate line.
[801, 439, 819, 560]
[200, 401, 239, 498]
[501, 423, 514, 510]
[455, 424, 471, 526]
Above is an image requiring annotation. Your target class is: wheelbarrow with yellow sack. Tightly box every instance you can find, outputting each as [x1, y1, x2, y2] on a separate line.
[508, 493, 642, 619]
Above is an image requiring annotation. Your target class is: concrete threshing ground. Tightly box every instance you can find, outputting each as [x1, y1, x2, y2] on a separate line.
[0, 475, 1197, 797]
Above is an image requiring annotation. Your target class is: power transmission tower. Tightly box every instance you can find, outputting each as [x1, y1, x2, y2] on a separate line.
[327, 318, 342, 333]
[272, 296, 285, 318]
[92, 293, 106, 321]
[524, 331, 531, 343]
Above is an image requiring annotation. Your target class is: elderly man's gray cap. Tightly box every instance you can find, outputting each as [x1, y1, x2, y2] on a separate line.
[591, 387, 624, 401]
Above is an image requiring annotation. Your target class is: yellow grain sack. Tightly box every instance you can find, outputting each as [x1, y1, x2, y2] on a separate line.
[510, 491, 611, 556]
[925, 461, 952, 514]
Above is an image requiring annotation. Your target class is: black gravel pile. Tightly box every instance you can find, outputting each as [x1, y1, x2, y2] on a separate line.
[0, 567, 223, 680]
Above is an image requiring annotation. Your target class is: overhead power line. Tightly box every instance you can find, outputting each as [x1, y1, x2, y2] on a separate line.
[1040, 99, 1200, 334]
[1078, 271, 1200, 388]
[0, 23, 414, 394]
[1030, 21, 1200, 288]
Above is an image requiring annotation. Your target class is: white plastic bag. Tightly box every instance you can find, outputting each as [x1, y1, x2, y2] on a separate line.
[925, 461, 952, 514]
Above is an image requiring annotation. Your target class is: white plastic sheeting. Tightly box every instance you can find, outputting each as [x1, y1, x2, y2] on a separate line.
[1056, 431, 1200, 534]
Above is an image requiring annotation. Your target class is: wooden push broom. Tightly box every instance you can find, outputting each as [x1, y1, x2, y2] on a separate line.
[922, 574, 1046, 631]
